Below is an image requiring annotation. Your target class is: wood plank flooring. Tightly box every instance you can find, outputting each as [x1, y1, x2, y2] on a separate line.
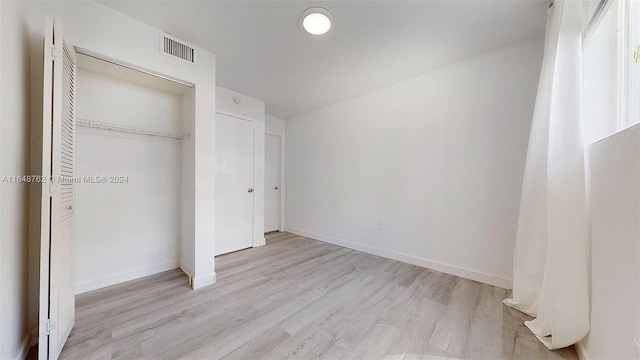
[59, 232, 577, 359]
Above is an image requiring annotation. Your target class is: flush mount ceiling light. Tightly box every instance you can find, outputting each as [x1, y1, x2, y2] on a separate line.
[301, 7, 333, 35]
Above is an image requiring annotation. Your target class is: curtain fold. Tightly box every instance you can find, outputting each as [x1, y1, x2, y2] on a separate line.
[503, 0, 590, 350]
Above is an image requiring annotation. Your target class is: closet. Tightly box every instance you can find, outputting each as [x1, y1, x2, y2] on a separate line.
[74, 53, 191, 294]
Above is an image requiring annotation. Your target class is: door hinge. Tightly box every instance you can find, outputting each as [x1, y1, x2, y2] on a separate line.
[47, 184, 54, 197]
[633, 45, 640, 64]
[43, 319, 55, 336]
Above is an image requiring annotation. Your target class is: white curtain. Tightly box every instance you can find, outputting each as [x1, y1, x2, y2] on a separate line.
[503, 0, 590, 350]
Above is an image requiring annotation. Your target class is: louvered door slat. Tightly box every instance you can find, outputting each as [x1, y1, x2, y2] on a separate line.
[46, 16, 77, 360]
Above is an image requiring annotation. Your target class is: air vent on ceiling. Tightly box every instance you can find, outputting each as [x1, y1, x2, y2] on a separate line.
[161, 33, 195, 64]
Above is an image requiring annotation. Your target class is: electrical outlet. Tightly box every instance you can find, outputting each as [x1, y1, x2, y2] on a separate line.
[377, 221, 384, 230]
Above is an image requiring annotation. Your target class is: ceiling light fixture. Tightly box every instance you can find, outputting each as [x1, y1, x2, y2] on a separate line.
[301, 7, 333, 35]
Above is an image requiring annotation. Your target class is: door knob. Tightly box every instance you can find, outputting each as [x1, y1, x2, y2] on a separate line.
[248, 188, 254, 193]
[274, 186, 279, 190]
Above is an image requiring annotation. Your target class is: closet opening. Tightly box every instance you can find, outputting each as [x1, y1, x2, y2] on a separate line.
[74, 52, 194, 294]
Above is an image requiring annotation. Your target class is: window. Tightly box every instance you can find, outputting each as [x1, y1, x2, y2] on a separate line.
[583, 0, 640, 145]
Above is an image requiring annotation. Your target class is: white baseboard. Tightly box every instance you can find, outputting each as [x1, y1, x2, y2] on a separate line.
[286, 228, 513, 289]
[75, 260, 180, 294]
[14, 332, 30, 360]
[192, 272, 216, 290]
[575, 340, 590, 360]
[179, 259, 193, 277]
[179, 260, 216, 289]
[254, 237, 267, 247]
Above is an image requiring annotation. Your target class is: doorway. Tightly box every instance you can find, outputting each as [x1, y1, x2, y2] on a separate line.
[74, 52, 190, 294]
[265, 133, 281, 232]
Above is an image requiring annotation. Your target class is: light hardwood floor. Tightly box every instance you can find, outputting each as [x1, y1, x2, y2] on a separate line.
[58, 232, 577, 359]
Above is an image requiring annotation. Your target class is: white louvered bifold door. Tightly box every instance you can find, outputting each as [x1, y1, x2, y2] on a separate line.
[38, 15, 77, 360]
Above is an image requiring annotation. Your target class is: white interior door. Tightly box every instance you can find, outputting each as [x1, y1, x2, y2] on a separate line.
[39, 15, 77, 360]
[264, 134, 281, 232]
[215, 113, 255, 255]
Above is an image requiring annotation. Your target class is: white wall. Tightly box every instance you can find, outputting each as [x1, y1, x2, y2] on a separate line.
[216, 87, 266, 247]
[266, 115, 286, 231]
[181, 89, 196, 279]
[285, 38, 543, 288]
[0, 1, 31, 358]
[74, 69, 184, 293]
[580, 125, 640, 360]
[266, 115, 286, 136]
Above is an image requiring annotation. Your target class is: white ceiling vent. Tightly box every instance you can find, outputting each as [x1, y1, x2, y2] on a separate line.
[160, 33, 195, 64]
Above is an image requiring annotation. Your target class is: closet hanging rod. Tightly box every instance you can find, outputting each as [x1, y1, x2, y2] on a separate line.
[76, 118, 184, 140]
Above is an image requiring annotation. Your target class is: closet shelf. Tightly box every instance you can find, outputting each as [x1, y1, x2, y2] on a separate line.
[76, 118, 184, 140]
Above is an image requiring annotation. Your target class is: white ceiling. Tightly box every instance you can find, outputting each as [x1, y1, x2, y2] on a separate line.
[99, 0, 547, 119]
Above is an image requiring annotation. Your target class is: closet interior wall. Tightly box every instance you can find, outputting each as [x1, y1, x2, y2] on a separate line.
[75, 56, 190, 294]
